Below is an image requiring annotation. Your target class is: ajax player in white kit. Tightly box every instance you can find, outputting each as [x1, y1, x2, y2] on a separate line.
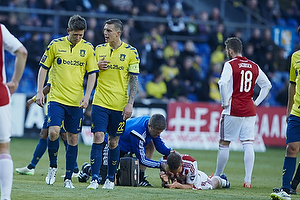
[159, 152, 230, 190]
[214, 37, 271, 188]
[0, 24, 27, 200]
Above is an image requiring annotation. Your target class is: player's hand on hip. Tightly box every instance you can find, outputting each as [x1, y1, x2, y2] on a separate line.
[5, 81, 18, 94]
[97, 57, 110, 70]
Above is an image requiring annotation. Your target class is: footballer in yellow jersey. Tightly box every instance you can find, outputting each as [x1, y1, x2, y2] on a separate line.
[271, 27, 300, 198]
[93, 42, 139, 111]
[36, 15, 97, 188]
[289, 50, 300, 118]
[39, 35, 98, 107]
[88, 19, 139, 190]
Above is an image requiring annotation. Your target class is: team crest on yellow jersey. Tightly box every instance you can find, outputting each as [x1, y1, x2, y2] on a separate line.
[120, 54, 126, 61]
[80, 50, 86, 57]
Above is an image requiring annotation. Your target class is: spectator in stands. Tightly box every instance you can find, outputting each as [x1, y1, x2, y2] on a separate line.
[124, 18, 141, 47]
[208, 63, 222, 103]
[261, 29, 281, 58]
[280, 0, 300, 25]
[260, 50, 275, 79]
[26, 0, 42, 27]
[186, 14, 198, 36]
[94, 0, 112, 13]
[167, 6, 186, 36]
[85, 29, 97, 46]
[87, 17, 103, 46]
[244, 43, 259, 63]
[146, 70, 167, 100]
[166, 75, 188, 102]
[139, 2, 159, 32]
[193, 55, 205, 79]
[40, 0, 56, 27]
[23, 32, 44, 76]
[163, 40, 180, 61]
[198, 11, 211, 40]
[246, 0, 261, 22]
[230, 28, 245, 46]
[178, 40, 196, 66]
[156, 23, 168, 48]
[8, 0, 29, 26]
[149, 39, 165, 73]
[179, 56, 202, 101]
[273, 48, 289, 72]
[56, 0, 94, 12]
[248, 28, 263, 63]
[147, 27, 164, 49]
[160, 56, 180, 83]
[42, 32, 52, 49]
[111, 0, 133, 14]
[208, 22, 226, 53]
[259, 0, 281, 25]
[4, 12, 23, 38]
[136, 37, 151, 73]
[209, 7, 223, 23]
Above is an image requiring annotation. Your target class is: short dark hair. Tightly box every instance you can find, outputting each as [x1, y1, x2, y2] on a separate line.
[68, 14, 87, 31]
[149, 114, 166, 130]
[167, 152, 182, 171]
[225, 37, 242, 54]
[105, 18, 123, 32]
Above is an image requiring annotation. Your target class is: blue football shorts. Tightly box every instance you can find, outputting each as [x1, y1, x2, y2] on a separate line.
[47, 101, 83, 134]
[91, 105, 125, 137]
[286, 114, 300, 143]
[42, 114, 66, 133]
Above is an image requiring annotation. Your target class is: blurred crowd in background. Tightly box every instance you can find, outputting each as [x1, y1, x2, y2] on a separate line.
[1, 0, 300, 107]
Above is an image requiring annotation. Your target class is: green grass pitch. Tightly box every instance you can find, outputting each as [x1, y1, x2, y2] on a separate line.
[8, 138, 299, 200]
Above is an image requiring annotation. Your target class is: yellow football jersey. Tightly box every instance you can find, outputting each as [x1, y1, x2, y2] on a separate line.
[290, 50, 300, 117]
[93, 42, 140, 111]
[39, 36, 98, 107]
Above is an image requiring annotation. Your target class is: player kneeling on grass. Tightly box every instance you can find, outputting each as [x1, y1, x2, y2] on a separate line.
[159, 152, 230, 190]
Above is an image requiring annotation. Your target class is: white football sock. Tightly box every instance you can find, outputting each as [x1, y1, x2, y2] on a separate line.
[0, 154, 13, 200]
[215, 145, 229, 176]
[243, 141, 254, 183]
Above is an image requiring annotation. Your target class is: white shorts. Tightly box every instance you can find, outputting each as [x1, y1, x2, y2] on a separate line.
[193, 170, 213, 190]
[219, 114, 256, 142]
[0, 103, 12, 143]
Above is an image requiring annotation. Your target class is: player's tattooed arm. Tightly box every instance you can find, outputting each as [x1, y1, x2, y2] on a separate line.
[122, 74, 138, 120]
[128, 74, 138, 105]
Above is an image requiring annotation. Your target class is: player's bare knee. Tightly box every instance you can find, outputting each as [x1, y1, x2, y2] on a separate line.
[0, 142, 10, 154]
[219, 140, 230, 146]
[286, 143, 300, 156]
[39, 128, 48, 139]
[48, 126, 60, 141]
[108, 136, 119, 149]
[60, 132, 67, 141]
[93, 132, 104, 143]
[67, 134, 78, 146]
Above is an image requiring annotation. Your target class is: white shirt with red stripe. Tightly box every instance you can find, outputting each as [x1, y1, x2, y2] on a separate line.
[0, 24, 23, 107]
[161, 154, 213, 190]
[218, 56, 271, 117]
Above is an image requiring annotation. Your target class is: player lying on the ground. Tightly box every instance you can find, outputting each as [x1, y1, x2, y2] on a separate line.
[159, 152, 230, 190]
